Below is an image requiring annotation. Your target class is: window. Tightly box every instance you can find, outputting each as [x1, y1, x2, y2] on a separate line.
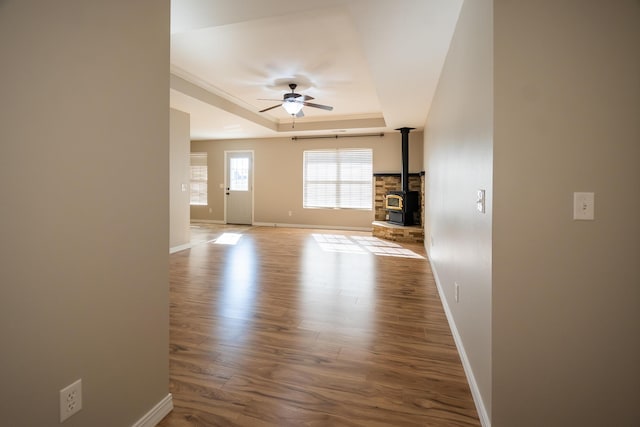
[303, 148, 373, 209]
[190, 152, 207, 205]
[229, 157, 249, 191]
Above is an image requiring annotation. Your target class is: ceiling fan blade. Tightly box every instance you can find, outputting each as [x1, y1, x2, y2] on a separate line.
[299, 95, 315, 101]
[259, 104, 282, 113]
[303, 101, 333, 111]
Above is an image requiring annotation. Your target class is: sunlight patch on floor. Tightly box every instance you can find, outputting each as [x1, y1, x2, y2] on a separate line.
[312, 234, 367, 254]
[312, 234, 424, 259]
[212, 233, 243, 245]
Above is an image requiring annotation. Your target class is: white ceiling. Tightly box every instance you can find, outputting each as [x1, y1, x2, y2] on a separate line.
[170, 0, 463, 140]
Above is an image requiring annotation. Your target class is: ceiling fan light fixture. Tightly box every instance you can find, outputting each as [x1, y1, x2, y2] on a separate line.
[282, 100, 303, 116]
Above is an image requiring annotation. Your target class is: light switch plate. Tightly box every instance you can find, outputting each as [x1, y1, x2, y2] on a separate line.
[573, 192, 595, 220]
[476, 189, 486, 213]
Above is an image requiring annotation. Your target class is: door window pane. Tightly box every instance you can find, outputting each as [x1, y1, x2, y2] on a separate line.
[229, 157, 249, 191]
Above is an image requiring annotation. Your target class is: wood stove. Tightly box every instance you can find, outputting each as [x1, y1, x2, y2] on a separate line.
[386, 190, 419, 226]
[386, 127, 420, 226]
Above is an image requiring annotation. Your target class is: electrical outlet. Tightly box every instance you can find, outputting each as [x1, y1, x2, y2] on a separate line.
[60, 379, 82, 422]
[454, 282, 460, 303]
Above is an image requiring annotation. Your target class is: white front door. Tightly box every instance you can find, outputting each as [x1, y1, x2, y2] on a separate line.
[225, 151, 253, 225]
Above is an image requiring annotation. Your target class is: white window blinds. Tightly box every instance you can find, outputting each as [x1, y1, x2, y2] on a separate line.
[303, 148, 373, 210]
[190, 152, 208, 205]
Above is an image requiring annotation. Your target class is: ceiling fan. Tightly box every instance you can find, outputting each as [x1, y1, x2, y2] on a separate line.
[259, 83, 333, 117]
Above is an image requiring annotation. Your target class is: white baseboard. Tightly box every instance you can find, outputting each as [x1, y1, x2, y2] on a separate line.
[252, 222, 372, 232]
[169, 243, 191, 254]
[132, 393, 173, 427]
[190, 219, 225, 224]
[190, 220, 371, 232]
[428, 256, 491, 427]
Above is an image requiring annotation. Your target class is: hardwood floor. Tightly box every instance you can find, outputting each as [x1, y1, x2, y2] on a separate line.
[158, 224, 480, 427]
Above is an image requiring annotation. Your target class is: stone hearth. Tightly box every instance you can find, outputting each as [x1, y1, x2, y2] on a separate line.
[372, 172, 425, 244]
[372, 221, 424, 244]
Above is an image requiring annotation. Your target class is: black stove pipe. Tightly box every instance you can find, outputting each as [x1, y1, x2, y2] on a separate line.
[396, 127, 414, 193]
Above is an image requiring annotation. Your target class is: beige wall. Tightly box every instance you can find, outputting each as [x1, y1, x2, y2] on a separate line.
[428, 1, 640, 425]
[423, 0, 493, 423]
[191, 130, 423, 229]
[493, 1, 640, 426]
[0, 1, 170, 426]
[170, 108, 191, 250]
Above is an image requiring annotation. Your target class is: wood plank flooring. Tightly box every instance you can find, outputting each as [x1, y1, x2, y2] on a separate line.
[158, 224, 480, 426]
